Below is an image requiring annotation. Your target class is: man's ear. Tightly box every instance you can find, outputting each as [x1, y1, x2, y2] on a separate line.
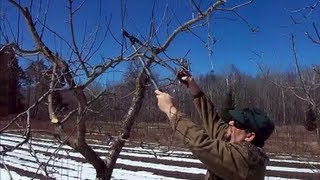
[244, 132, 255, 142]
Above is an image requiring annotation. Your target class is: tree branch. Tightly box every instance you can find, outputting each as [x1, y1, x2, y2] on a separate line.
[67, 0, 90, 77]
[291, 33, 315, 106]
[158, 0, 225, 52]
[305, 22, 320, 45]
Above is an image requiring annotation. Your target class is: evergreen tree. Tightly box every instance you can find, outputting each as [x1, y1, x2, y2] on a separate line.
[0, 45, 24, 116]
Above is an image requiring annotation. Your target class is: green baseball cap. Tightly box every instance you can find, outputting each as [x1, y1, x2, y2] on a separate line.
[228, 108, 275, 142]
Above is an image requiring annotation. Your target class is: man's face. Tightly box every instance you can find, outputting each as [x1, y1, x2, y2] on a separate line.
[224, 120, 255, 143]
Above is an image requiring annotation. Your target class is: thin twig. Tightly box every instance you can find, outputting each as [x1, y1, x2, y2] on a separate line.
[159, 0, 225, 52]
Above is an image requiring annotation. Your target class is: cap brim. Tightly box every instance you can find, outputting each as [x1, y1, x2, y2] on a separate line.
[228, 110, 246, 124]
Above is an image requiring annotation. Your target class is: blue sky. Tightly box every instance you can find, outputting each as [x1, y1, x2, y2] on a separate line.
[1, 0, 319, 80]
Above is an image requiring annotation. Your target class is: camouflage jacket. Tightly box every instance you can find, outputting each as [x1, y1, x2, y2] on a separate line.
[171, 92, 269, 180]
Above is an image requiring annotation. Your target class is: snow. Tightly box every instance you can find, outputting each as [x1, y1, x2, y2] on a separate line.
[116, 158, 206, 174]
[270, 158, 320, 165]
[0, 168, 38, 180]
[267, 165, 317, 173]
[0, 133, 319, 180]
[112, 169, 187, 180]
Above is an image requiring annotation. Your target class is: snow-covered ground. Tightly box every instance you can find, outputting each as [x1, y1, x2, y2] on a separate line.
[0, 133, 319, 180]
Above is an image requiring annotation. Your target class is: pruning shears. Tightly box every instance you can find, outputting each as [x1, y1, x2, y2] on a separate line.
[123, 30, 191, 90]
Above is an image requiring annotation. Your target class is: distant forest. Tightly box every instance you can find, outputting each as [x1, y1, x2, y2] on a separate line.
[1, 45, 318, 132]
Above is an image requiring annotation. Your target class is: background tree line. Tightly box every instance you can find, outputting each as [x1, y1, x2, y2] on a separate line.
[3, 56, 318, 133]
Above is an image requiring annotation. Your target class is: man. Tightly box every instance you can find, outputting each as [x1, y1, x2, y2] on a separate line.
[155, 75, 274, 180]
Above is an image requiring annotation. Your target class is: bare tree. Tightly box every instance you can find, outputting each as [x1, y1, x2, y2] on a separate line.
[0, 0, 256, 179]
[286, 1, 320, 132]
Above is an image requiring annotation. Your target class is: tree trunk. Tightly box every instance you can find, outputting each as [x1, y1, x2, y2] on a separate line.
[105, 69, 148, 178]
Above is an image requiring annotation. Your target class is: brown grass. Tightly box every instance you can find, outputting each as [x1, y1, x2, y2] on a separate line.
[1, 118, 319, 156]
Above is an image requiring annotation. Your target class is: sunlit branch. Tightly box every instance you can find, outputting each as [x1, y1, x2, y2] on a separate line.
[153, 3, 168, 47]
[83, 18, 110, 65]
[305, 22, 320, 45]
[79, 21, 88, 55]
[291, 33, 315, 106]
[190, 0, 204, 16]
[147, 1, 156, 44]
[67, 0, 89, 77]
[106, 64, 147, 168]
[39, 0, 49, 39]
[287, 0, 320, 23]
[9, 43, 41, 56]
[35, 19, 73, 50]
[79, 57, 124, 88]
[73, 0, 86, 14]
[107, 16, 122, 46]
[158, 0, 225, 52]
[16, 0, 21, 44]
[48, 64, 59, 123]
[33, 0, 42, 25]
[220, 0, 254, 10]
[123, 30, 177, 75]
[120, 0, 127, 60]
[172, 10, 208, 44]
[217, 0, 258, 32]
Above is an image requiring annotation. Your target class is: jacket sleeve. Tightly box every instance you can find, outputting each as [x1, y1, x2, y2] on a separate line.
[170, 113, 249, 180]
[193, 91, 227, 139]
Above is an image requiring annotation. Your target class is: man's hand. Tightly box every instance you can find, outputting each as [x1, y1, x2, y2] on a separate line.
[155, 90, 177, 119]
[176, 70, 191, 86]
[177, 71, 201, 96]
